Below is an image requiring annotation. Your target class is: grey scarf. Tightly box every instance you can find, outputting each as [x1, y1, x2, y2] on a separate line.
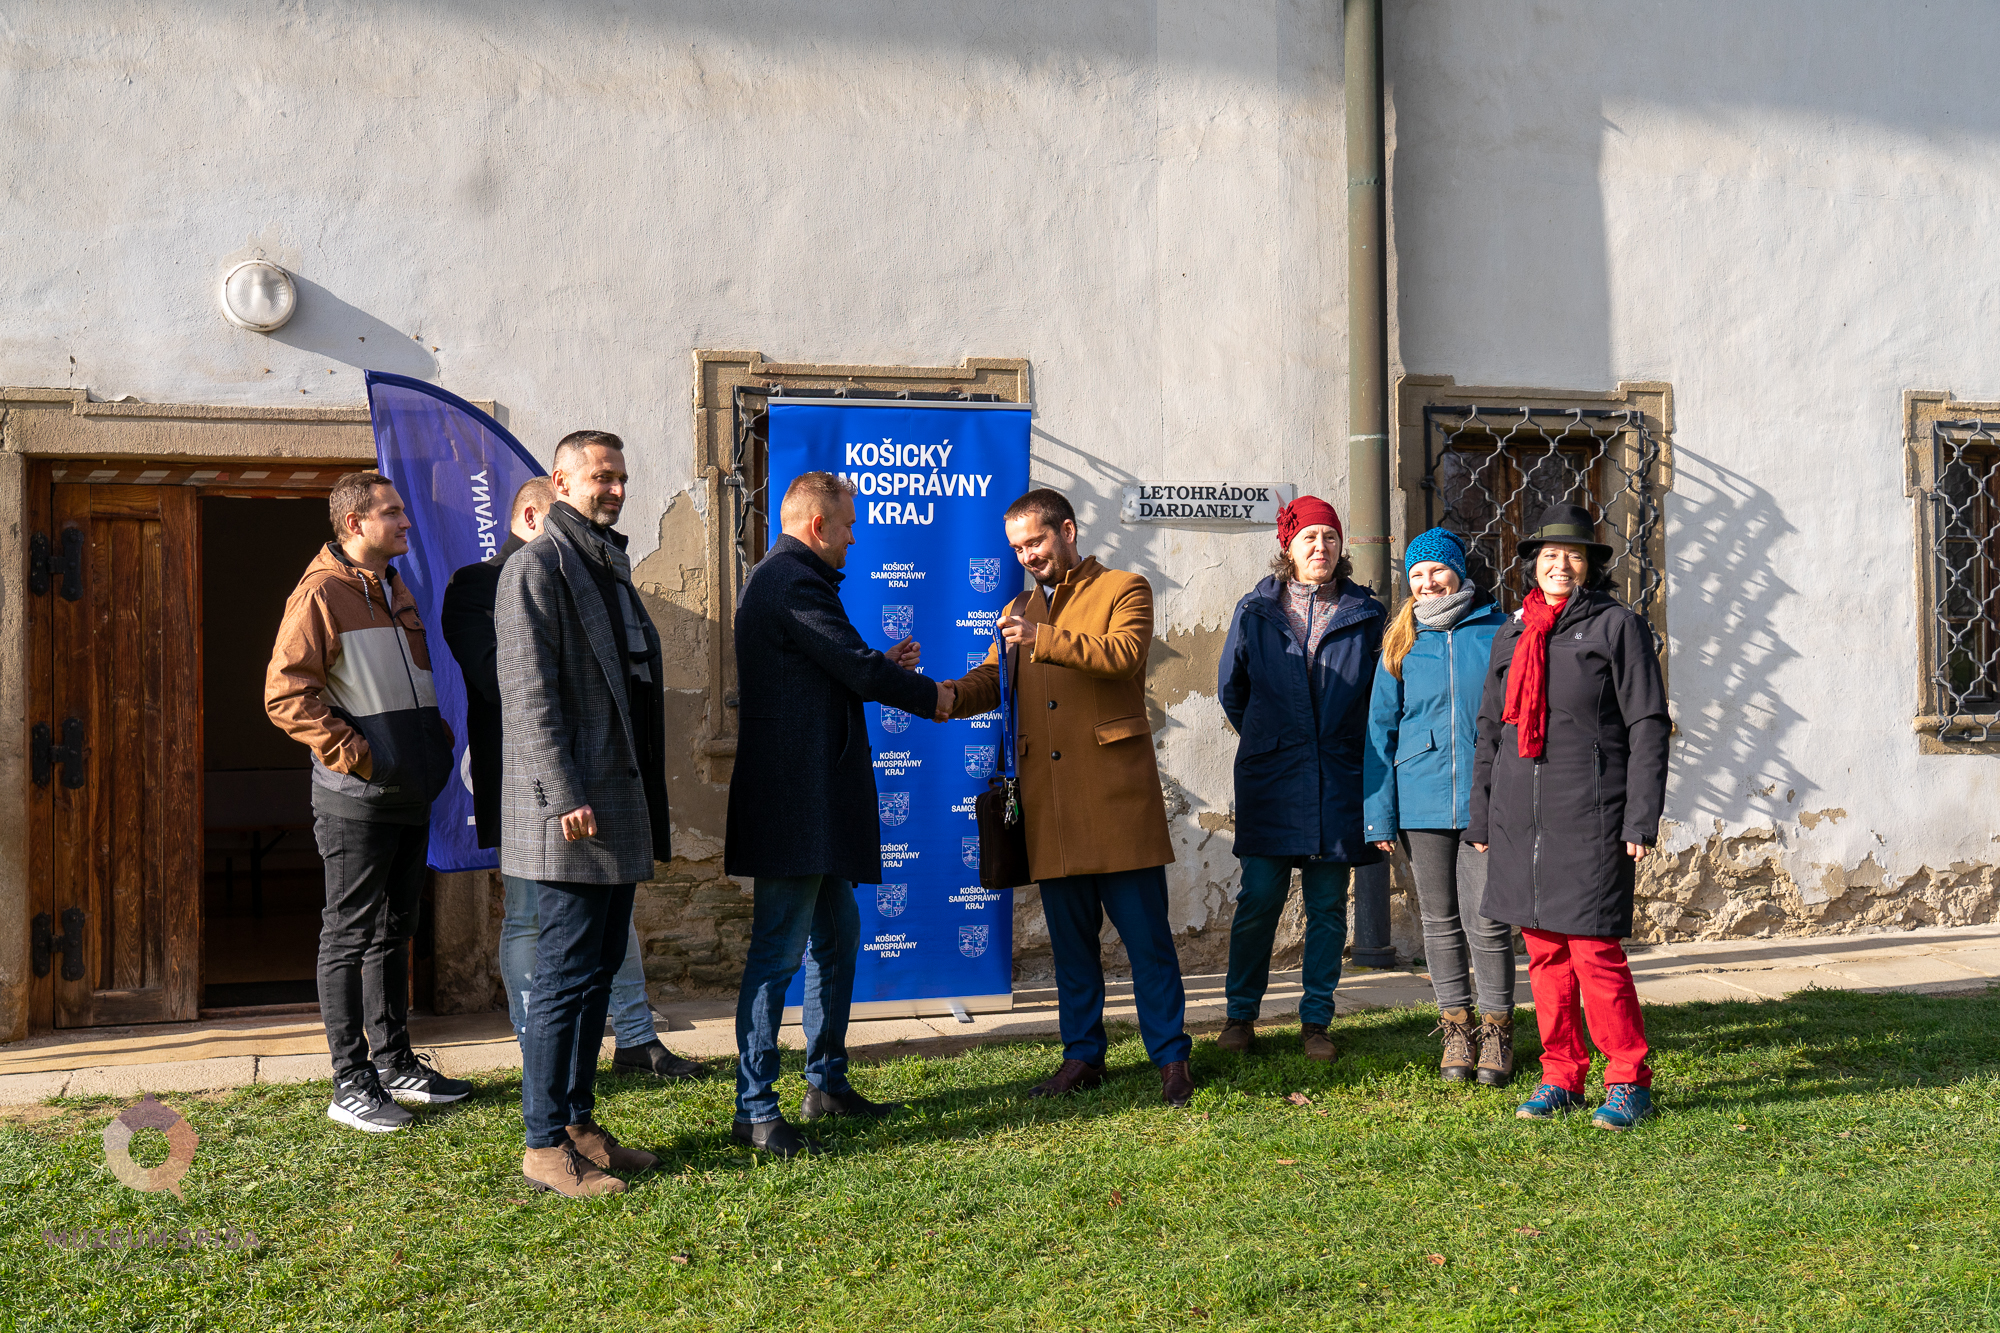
[1413, 585, 1479, 631]
[548, 502, 655, 684]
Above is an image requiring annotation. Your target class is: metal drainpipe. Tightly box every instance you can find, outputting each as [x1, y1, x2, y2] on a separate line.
[1345, 0, 1397, 968]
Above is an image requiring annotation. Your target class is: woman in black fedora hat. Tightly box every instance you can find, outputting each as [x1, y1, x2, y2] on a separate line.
[1464, 503, 1670, 1130]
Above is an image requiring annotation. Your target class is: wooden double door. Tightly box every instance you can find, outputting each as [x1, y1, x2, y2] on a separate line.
[28, 479, 203, 1028]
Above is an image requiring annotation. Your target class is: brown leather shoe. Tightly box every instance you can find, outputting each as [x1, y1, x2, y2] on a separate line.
[567, 1118, 659, 1173]
[1216, 1019, 1255, 1053]
[1437, 1007, 1478, 1083]
[1476, 1011, 1516, 1086]
[522, 1144, 625, 1198]
[1027, 1059, 1105, 1098]
[1159, 1060, 1194, 1108]
[1300, 1023, 1338, 1062]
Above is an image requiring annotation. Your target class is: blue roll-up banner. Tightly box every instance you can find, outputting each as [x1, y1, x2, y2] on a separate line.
[364, 371, 548, 874]
[768, 400, 1032, 1019]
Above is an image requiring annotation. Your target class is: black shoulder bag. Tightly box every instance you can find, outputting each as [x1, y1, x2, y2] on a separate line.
[974, 634, 1031, 889]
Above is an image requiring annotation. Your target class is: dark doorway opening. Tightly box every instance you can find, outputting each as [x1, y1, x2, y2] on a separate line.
[201, 497, 329, 1010]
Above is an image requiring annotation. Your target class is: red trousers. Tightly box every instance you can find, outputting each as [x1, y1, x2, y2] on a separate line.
[1523, 929, 1652, 1090]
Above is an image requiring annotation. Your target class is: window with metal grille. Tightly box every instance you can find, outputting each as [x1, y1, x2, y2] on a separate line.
[1421, 404, 1665, 650]
[1926, 420, 2000, 737]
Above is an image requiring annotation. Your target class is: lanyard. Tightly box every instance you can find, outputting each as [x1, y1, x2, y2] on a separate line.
[994, 627, 1017, 779]
[993, 626, 1022, 824]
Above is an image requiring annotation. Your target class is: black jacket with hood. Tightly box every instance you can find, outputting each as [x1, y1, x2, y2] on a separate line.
[1465, 588, 1670, 937]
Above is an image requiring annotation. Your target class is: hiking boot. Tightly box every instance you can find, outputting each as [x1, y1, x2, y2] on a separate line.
[567, 1117, 659, 1173]
[1515, 1083, 1588, 1120]
[800, 1085, 902, 1122]
[612, 1039, 706, 1082]
[1159, 1060, 1194, 1108]
[375, 1051, 473, 1105]
[1300, 1023, 1338, 1063]
[1591, 1083, 1656, 1131]
[1436, 1008, 1478, 1083]
[522, 1143, 625, 1198]
[1216, 1019, 1256, 1053]
[1026, 1059, 1105, 1099]
[731, 1117, 819, 1159]
[327, 1069, 414, 1134]
[1476, 1012, 1516, 1086]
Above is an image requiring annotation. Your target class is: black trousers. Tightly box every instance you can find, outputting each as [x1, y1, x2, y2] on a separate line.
[312, 813, 428, 1081]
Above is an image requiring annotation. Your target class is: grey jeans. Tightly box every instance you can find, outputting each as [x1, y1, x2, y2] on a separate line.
[1401, 828, 1515, 1016]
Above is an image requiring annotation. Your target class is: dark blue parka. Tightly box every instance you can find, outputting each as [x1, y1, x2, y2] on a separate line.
[1218, 576, 1386, 864]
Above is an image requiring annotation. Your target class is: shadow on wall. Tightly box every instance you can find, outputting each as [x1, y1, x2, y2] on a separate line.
[269, 275, 439, 380]
[1662, 449, 1809, 831]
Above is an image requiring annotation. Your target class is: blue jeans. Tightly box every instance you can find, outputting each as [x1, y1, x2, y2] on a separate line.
[733, 875, 860, 1124]
[501, 874, 656, 1050]
[1225, 855, 1351, 1027]
[1039, 865, 1192, 1068]
[520, 880, 636, 1149]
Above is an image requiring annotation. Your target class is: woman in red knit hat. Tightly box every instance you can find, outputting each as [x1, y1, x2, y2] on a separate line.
[1215, 495, 1385, 1061]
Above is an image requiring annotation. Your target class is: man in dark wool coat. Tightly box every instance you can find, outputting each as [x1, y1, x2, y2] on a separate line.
[725, 471, 949, 1158]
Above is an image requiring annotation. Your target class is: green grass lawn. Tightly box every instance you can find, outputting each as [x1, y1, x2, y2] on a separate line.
[5, 986, 2000, 1332]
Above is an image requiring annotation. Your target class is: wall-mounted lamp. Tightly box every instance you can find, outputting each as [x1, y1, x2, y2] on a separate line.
[219, 258, 297, 332]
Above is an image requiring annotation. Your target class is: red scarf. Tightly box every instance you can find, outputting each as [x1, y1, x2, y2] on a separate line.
[1503, 590, 1568, 758]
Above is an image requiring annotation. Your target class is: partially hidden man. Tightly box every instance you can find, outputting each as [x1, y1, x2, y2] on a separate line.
[943, 488, 1195, 1107]
[440, 475, 702, 1083]
[497, 430, 672, 1198]
[725, 471, 944, 1159]
[265, 471, 471, 1133]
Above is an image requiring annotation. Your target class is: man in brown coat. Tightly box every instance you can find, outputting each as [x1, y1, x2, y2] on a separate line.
[944, 489, 1193, 1106]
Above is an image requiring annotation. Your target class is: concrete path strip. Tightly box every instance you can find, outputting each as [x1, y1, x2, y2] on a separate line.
[2, 923, 1996, 1108]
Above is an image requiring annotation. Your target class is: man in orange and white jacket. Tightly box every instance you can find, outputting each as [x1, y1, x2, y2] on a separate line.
[265, 470, 466, 1134]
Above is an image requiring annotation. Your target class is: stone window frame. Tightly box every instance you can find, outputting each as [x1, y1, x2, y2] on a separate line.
[690, 353, 1032, 780]
[1903, 389, 2000, 755]
[1394, 375, 1676, 668]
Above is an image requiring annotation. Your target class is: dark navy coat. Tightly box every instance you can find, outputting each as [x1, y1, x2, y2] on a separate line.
[1218, 576, 1386, 864]
[725, 535, 942, 884]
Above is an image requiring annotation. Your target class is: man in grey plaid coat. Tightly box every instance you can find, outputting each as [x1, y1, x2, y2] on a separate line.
[497, 430, 672, 1199]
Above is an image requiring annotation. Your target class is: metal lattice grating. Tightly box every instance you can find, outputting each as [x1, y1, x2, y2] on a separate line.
[1422, 405, 1664, 651]
[1928, 420, 2000, 738]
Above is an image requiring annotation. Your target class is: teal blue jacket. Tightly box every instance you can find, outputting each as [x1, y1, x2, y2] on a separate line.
[1361, 601, 1507, 837]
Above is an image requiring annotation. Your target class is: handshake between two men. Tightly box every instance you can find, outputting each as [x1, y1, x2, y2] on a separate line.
[885, 610, 1035, 723]
[883, 634, 956, 722]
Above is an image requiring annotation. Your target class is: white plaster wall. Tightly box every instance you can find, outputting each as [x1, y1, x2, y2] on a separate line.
[13, 0, 1992, 945]
[0, 1, 1349, 938]
[1390, 0, 2000, 898]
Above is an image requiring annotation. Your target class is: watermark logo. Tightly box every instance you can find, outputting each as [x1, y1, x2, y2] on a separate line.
[876, 884, 908, 918]
[881, 604, 915, 640]
[964, 745, 995, 778]
[103, 1095, 198, 1201]
[959, 924, 990, 958]
[880, 706, 912, 734]
[968, 558, 1002, 594]
[879, 792, 911, 827]
[961, 836, 981, 869]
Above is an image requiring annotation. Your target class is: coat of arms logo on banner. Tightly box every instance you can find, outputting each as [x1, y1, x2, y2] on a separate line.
[961, 837, 981, 869]
[881, 604, 915, 640]
[876, 884, 908, 918]
[879, 792, 911, 827]
[880, 706, 911, 734]
[968, 558, 1002, 594]
[964, 745, 995, 778]
[959, 924, 990, 958]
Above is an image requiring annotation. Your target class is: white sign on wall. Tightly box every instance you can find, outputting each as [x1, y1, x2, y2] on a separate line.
[1120, 482, 1297, 524]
